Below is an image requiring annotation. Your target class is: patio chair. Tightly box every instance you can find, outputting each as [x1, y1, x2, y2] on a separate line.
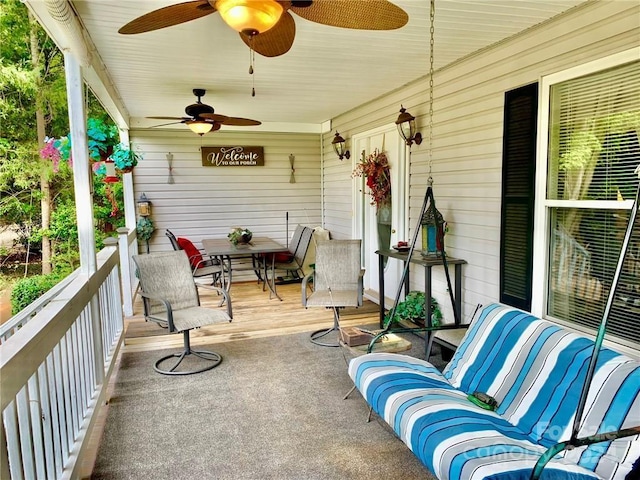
[269, 225, 313, 285]
[166, 229, 226, 287]
[133, 250, 232, 375]
[302, 239, 364, 347]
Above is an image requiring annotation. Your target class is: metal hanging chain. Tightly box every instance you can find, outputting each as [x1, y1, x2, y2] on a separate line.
[428, 0, 435, 185]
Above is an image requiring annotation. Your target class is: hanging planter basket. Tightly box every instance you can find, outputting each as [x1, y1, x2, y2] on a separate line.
[110, 143, 142, 175]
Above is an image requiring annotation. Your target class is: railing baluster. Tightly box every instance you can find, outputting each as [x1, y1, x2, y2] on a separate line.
[27, 374, 46, 479]
[47, 353, 63, 478]
[3, 400, 23, 480]
[37, 362, 55, 480]
[16, 387, 34, 479]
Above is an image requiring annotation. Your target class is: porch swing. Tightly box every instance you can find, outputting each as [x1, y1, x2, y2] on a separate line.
[364, 0, 640, 477]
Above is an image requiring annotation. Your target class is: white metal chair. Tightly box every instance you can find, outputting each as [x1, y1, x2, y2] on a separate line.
[133, 250, 232, 375]
[302, 239, 364, 347]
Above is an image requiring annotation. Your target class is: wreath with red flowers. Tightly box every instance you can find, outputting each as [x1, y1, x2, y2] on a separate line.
[352, 149, 391, 209]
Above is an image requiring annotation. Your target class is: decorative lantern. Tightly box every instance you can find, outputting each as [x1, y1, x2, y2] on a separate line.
[137, 192, 152, 217]
[421, 202, 445, 257]
[331, 131, 350, 160]
[103, 158, 119, 183]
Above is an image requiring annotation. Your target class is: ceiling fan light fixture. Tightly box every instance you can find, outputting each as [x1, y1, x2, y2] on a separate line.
[187, 120, 214, 136]
[215, 0, 284, 36]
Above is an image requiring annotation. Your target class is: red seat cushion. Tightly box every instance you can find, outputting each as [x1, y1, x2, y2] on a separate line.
[261, 252, 295, 262]
[177, 237, 203, 270]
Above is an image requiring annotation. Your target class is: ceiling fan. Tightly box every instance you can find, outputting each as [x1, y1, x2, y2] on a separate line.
[118, 0, 409, 58]
[148, 88, 261, 135]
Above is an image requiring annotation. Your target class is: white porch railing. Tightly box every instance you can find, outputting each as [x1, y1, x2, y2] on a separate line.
[0, 238, 126, 479]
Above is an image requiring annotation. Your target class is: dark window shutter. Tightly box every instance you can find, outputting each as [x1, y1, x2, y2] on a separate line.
[500, 83, 538, 311]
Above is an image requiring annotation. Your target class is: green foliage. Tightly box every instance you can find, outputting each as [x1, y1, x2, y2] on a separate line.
[136, 217, 154, 241]
[384, 291, 442, 328]
[87, 118, 119, 161]
[559, 131, 601, 171]
[10, 267, 71, 314]
[228, 227, 253, 245]
[111, 143, 142, 171]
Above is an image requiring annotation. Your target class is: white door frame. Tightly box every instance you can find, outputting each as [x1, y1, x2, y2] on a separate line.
[352, 124, 409, 307]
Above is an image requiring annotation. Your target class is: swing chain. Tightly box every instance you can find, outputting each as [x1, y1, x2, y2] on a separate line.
[428, 0, 435, 184]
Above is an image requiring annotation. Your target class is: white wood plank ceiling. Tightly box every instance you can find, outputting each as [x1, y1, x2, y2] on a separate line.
[68, 0, 589, 131]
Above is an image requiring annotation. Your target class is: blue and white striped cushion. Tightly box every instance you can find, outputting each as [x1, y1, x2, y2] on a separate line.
[348, 303, 640, 480]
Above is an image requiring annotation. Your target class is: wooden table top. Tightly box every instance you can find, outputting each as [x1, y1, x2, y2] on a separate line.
[202, 237, 287, 256]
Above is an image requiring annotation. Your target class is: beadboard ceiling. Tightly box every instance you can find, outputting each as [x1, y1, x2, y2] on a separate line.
[58, 1, 588, 131]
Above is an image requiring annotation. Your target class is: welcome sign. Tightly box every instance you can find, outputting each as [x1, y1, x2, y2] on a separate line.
[201, 146, 264, 167]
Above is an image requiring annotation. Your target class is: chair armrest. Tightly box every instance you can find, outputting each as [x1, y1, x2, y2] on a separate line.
[357, 269, 365, 306]
[190, 253, 221, 271]
[301, 271, 314, 306]
[196, 284, 233, 320]
[139, 291, 176, 331]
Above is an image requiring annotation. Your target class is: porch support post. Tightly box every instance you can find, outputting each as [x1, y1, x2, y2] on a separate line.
[117, 227, 134, 316]
[64, 51, 96, 275]
[64, 52, 104, 384]
[118, 128, 137, 232]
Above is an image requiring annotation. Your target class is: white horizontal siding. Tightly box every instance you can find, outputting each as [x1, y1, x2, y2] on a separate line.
[324, 0, 639, 323]
[130, 129, 321, 280]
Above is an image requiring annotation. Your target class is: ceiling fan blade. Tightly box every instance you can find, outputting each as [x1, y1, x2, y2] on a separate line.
[147, 116, 190, 121]
[199, 113, 229, 123]
[240, 11, 295, 58]
[150, 121, 184, 128]
[291, 0, 408, 30]
[221, 117, 262, 127]
[119, 1, 216, 35]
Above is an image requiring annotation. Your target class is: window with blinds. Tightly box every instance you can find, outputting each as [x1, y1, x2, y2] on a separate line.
[545, 58, 640, 345]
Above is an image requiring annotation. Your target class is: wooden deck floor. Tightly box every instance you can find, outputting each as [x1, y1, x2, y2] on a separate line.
[124, 279, 382, 352]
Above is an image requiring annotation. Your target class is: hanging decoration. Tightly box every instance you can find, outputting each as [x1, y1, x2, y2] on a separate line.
[351, 148, 391, 209]
[421, 198, 446, 257]
[289, 154, 296, 183]
[167, 152, 175, 184]
[103, 157, 120, 183]
[352, 144, 392, 263]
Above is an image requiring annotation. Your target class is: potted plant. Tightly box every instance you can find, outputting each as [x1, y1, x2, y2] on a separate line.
[87, 118, 119, 162]
[228, 227, 253, 245]
[384, 291, 442, 328]
[110, 143, 142, 173]
[136, 216, 154, 253]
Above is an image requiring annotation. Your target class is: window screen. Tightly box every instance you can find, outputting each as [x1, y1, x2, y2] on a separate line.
[545, 59, 640, 345]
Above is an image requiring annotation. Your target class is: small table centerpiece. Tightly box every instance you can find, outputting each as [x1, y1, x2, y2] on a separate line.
[228, 227, 253, 246]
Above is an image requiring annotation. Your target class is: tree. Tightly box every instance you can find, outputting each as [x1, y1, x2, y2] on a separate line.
[1, 0, 121, 278]
[0, 0, 68, 274]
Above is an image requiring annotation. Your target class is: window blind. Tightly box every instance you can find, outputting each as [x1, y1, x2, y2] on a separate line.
[545, 59, 640, 346]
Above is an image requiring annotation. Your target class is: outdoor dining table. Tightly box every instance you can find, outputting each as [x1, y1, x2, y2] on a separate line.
[202, 237, 288, 300]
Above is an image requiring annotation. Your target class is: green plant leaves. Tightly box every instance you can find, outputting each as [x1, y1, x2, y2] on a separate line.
[384, 290, 442, 328]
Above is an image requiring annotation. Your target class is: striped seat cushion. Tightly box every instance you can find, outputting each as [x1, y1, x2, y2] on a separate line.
[348, 303, 640, 480]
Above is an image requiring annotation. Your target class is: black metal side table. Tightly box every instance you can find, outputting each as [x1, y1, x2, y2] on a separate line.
[375, 249, 467, 331]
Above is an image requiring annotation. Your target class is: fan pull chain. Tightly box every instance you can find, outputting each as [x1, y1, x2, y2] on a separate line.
[248, 39, 256, 97]
[427, 0, 435, 184]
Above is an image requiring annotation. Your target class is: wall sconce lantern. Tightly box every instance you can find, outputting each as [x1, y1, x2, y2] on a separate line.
[137, 192, 152, 217]
[396, 105, 423, 146]
[331, 131, 350, 160]
[421, 202, 445, 257]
